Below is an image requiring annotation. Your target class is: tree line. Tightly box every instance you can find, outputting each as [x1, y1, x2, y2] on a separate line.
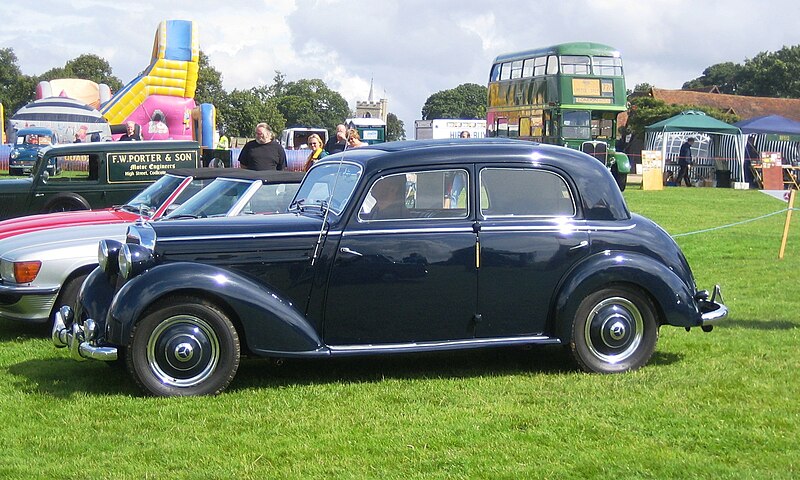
[0, 48, 410, 140]
[3, 44, 797, 143]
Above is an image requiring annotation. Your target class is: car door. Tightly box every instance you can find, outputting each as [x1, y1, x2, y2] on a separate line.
[474, 165, 590, 337]
[323, 168, 478, 345]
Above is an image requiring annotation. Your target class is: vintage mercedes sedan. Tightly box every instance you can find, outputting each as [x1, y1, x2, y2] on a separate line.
[1, 170, 301, 324]
[53, 139, 727, 397]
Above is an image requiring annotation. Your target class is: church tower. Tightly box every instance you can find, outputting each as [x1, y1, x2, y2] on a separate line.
[354, 78, 388, 122]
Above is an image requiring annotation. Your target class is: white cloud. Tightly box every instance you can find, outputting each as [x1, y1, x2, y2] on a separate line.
[2, 0, 800, 134]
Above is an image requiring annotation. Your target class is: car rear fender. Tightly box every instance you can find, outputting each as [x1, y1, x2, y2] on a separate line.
[107, 262, 323, 354]
[552, 251, 700, 341]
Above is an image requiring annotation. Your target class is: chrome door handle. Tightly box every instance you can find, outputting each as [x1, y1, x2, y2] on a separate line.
[569, 240, 589, 251]
[339, 247, 363, 257]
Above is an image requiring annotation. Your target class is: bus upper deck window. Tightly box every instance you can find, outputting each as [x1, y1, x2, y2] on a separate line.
[593, 57, 623, 76]
[511, 60, 523, 79]
[560, 55, 591, 75]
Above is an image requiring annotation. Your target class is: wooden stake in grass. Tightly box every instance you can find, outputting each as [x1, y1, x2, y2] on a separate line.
[778, 189, 796, 259]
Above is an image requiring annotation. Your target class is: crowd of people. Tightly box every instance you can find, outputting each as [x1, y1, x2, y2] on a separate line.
[235, 122, 373, 172]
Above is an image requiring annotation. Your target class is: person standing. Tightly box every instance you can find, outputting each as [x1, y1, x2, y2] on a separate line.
[119, 121, 141, 141]
[238, 123, 286, 171]
[303, 134, 328, 171]
[744, 135, 760, 188]
[324, 124, 347, 154]
[346, 128, 367, 148]
[676, 137, 695, 187]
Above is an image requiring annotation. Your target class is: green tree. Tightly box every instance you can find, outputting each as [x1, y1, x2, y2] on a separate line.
[0, 48, 36, 114]
[195, 51, 228, 129]
[218, 87, 285, 137]
[421, 83, 487, 120]
[682, 62, 743, 94]
[738, 45, 800, 98]
[275, 78, 350, 134]
[386, 112, 405, 141]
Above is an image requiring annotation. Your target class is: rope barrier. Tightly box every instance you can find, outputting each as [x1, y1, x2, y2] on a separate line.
[671, 207, 796, 238]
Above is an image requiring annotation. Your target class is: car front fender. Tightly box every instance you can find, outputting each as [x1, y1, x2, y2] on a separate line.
[612, 152, 631, 174]
[553, 250, 700, 340]
[106, 262, 323, 355]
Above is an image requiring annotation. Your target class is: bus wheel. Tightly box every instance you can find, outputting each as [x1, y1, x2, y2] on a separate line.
[611, 164, 627, 191]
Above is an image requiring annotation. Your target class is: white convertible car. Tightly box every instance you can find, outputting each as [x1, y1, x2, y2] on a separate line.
[0, 170, 302, 324]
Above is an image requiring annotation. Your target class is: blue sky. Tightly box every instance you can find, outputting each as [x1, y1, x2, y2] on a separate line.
[2, 0, 798, 135]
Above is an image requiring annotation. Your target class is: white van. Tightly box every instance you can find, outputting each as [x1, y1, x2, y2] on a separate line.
[279, 127, 329, 150]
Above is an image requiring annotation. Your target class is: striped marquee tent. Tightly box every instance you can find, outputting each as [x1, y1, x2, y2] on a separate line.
[10, 96, 111, 143]
[644, 111, 744, 182]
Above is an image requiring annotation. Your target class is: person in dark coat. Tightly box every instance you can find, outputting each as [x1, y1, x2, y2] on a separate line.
[324, 124, 347, 155]
[744, 135, 760, 188]
[676, 137, 695, 187]
[238, 123, 286, 171]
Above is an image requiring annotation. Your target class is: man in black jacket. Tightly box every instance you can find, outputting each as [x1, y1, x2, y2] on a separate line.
[238, 123, 286, 171]
[324, 124, 347, 154]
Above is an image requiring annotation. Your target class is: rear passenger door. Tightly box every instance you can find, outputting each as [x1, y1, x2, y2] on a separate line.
[474, 165, 590, 337]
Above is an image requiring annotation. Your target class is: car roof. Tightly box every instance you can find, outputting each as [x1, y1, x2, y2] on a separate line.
[168, 168, 305, 183]
[316, 138, 630, 221]
[17, 127, 55, 135]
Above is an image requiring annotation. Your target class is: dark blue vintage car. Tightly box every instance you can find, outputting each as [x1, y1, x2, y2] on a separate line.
[53, 139, 727, 396]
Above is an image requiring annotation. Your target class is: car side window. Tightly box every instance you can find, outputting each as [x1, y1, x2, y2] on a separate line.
[359, 169, 469, 221]
[47, 154, 101, 182]
[480, 167, 575, 218]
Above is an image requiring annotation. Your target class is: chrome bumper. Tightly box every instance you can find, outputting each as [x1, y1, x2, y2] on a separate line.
[51, 306, 118, 361]
[697, 285, 728, 327]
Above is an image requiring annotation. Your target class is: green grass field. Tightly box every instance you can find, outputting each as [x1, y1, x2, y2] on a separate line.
[0, 187, 798, 479]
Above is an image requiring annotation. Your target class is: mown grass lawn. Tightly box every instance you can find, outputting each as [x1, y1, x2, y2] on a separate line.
[0, 187, 798, 479]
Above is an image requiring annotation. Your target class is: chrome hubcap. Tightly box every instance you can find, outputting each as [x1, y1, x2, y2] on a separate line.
[147, 315, 220, 387]
[584, 297, 643, 364]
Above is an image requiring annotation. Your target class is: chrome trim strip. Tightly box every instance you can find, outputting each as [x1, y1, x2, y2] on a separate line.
[480, 224, 636, 232]
[343, 223, 635, 236]
[330, 334, 555, 352]
[344, 227, 474, 236]
[0, 284, 60, 295]
[157, 230, 342, 242]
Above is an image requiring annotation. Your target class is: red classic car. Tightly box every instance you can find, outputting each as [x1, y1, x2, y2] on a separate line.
[0, 168, 238, 240]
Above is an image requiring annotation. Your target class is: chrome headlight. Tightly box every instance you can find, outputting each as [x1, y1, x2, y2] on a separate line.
[10, 150, 19, 160]
[118, 243, 155, 281]
[98, 239, 123, 274]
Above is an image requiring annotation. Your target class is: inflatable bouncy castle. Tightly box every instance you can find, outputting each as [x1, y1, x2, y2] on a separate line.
[100, 19, 213, 146]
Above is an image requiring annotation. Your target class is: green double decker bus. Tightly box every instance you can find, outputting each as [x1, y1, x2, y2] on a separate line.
[487, 42, 630, 190]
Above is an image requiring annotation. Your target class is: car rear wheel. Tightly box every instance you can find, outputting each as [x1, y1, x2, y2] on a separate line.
[127, 296, 240, 396]
[43, 193, 91, 213]
[570, 286, 658, 373]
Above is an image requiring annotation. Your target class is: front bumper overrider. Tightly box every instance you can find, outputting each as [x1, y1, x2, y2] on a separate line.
[52, 306, 118, 361]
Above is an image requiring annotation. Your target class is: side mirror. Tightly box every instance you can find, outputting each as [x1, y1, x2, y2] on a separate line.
[41, 170, 50, 183]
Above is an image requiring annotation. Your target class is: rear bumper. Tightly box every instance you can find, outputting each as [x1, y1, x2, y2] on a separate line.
[697, 285, 728, 326]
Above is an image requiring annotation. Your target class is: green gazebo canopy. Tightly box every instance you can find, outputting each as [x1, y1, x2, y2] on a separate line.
[645, 110, 741, 135]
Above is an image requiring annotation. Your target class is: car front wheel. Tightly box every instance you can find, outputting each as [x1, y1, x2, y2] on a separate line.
[570, 286, 658, 373]
[127, 296, 240, 396]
